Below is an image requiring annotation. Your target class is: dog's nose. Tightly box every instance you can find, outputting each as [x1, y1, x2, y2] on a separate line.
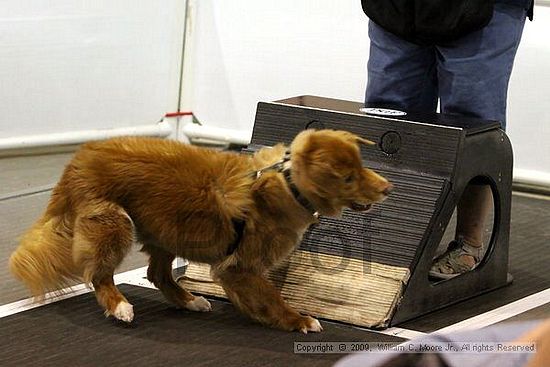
[382, 183, 393, 196]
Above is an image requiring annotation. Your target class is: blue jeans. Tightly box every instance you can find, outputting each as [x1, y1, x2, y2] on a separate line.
[365, 3, 527, 129]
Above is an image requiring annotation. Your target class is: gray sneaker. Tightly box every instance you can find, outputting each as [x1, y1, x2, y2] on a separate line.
[429, 237, 483, 280]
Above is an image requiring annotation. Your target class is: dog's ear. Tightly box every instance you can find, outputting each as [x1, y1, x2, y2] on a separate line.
[342, 131, 376, 147]
[356, 136, 376, 146]
[339, 131, 376, 145]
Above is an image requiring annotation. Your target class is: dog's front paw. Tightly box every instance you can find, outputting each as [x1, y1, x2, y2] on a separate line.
[294, 315, 323, 334]
[185, 296, 212, 312]
[111, 301, 134, 323]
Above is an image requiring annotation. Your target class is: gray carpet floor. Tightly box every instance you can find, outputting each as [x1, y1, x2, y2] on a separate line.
[0, 284, 404, 367]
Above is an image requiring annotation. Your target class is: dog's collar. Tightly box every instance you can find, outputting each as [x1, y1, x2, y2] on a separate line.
[252, 151, 318, 218]
[282, 169, 318, 218]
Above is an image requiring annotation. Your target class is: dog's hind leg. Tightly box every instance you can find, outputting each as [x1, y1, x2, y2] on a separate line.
[73, 202, 135, 322]
[142, 244, 212, 312]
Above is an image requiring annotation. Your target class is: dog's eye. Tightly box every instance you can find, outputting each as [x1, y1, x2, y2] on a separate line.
[345, 174, 355, 184]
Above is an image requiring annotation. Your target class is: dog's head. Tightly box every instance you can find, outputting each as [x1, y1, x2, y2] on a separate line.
[290, 129, 392, 217]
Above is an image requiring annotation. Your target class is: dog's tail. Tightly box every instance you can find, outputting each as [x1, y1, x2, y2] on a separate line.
[9, 215, 80, 298]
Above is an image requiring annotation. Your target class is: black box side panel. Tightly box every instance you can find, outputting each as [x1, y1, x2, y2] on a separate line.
[299, 169, 446, 268]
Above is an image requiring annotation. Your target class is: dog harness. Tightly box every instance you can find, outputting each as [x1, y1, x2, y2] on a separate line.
[226, 151, 318, 256]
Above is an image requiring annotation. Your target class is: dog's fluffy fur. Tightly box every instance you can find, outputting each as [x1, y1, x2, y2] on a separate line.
[9, 129, 391, 333]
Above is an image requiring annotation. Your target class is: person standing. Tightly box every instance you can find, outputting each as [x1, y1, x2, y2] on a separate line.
[361, 0, 534, 278]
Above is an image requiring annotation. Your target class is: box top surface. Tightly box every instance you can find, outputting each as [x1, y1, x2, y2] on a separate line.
[273, 95, 501, 134]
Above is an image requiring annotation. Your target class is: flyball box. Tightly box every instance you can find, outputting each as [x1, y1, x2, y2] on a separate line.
[180, 95, 513, 328]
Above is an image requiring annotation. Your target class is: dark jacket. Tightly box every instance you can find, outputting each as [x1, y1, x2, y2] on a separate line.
[497, 0, 534, 19]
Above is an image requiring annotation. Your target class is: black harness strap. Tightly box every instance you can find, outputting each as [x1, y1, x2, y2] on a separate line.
[227, 218, 246, 256]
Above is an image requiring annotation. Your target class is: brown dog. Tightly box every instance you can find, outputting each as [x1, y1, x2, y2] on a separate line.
[9, 129, 391, 333]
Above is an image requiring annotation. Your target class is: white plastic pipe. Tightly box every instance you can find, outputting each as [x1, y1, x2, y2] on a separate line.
[513, 169, 550, 188]
[182, 123, 251, 145]
[0, 121, 173, 150]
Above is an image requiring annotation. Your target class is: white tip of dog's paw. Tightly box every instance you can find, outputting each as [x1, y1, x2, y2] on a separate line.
[300, 317, 323, 334]
[309, 318, 323, 332]
[185, 296, 212, 312]
[112, 301, 134, 323]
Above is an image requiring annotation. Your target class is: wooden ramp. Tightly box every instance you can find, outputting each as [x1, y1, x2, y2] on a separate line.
[180, 251, 409, 328]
